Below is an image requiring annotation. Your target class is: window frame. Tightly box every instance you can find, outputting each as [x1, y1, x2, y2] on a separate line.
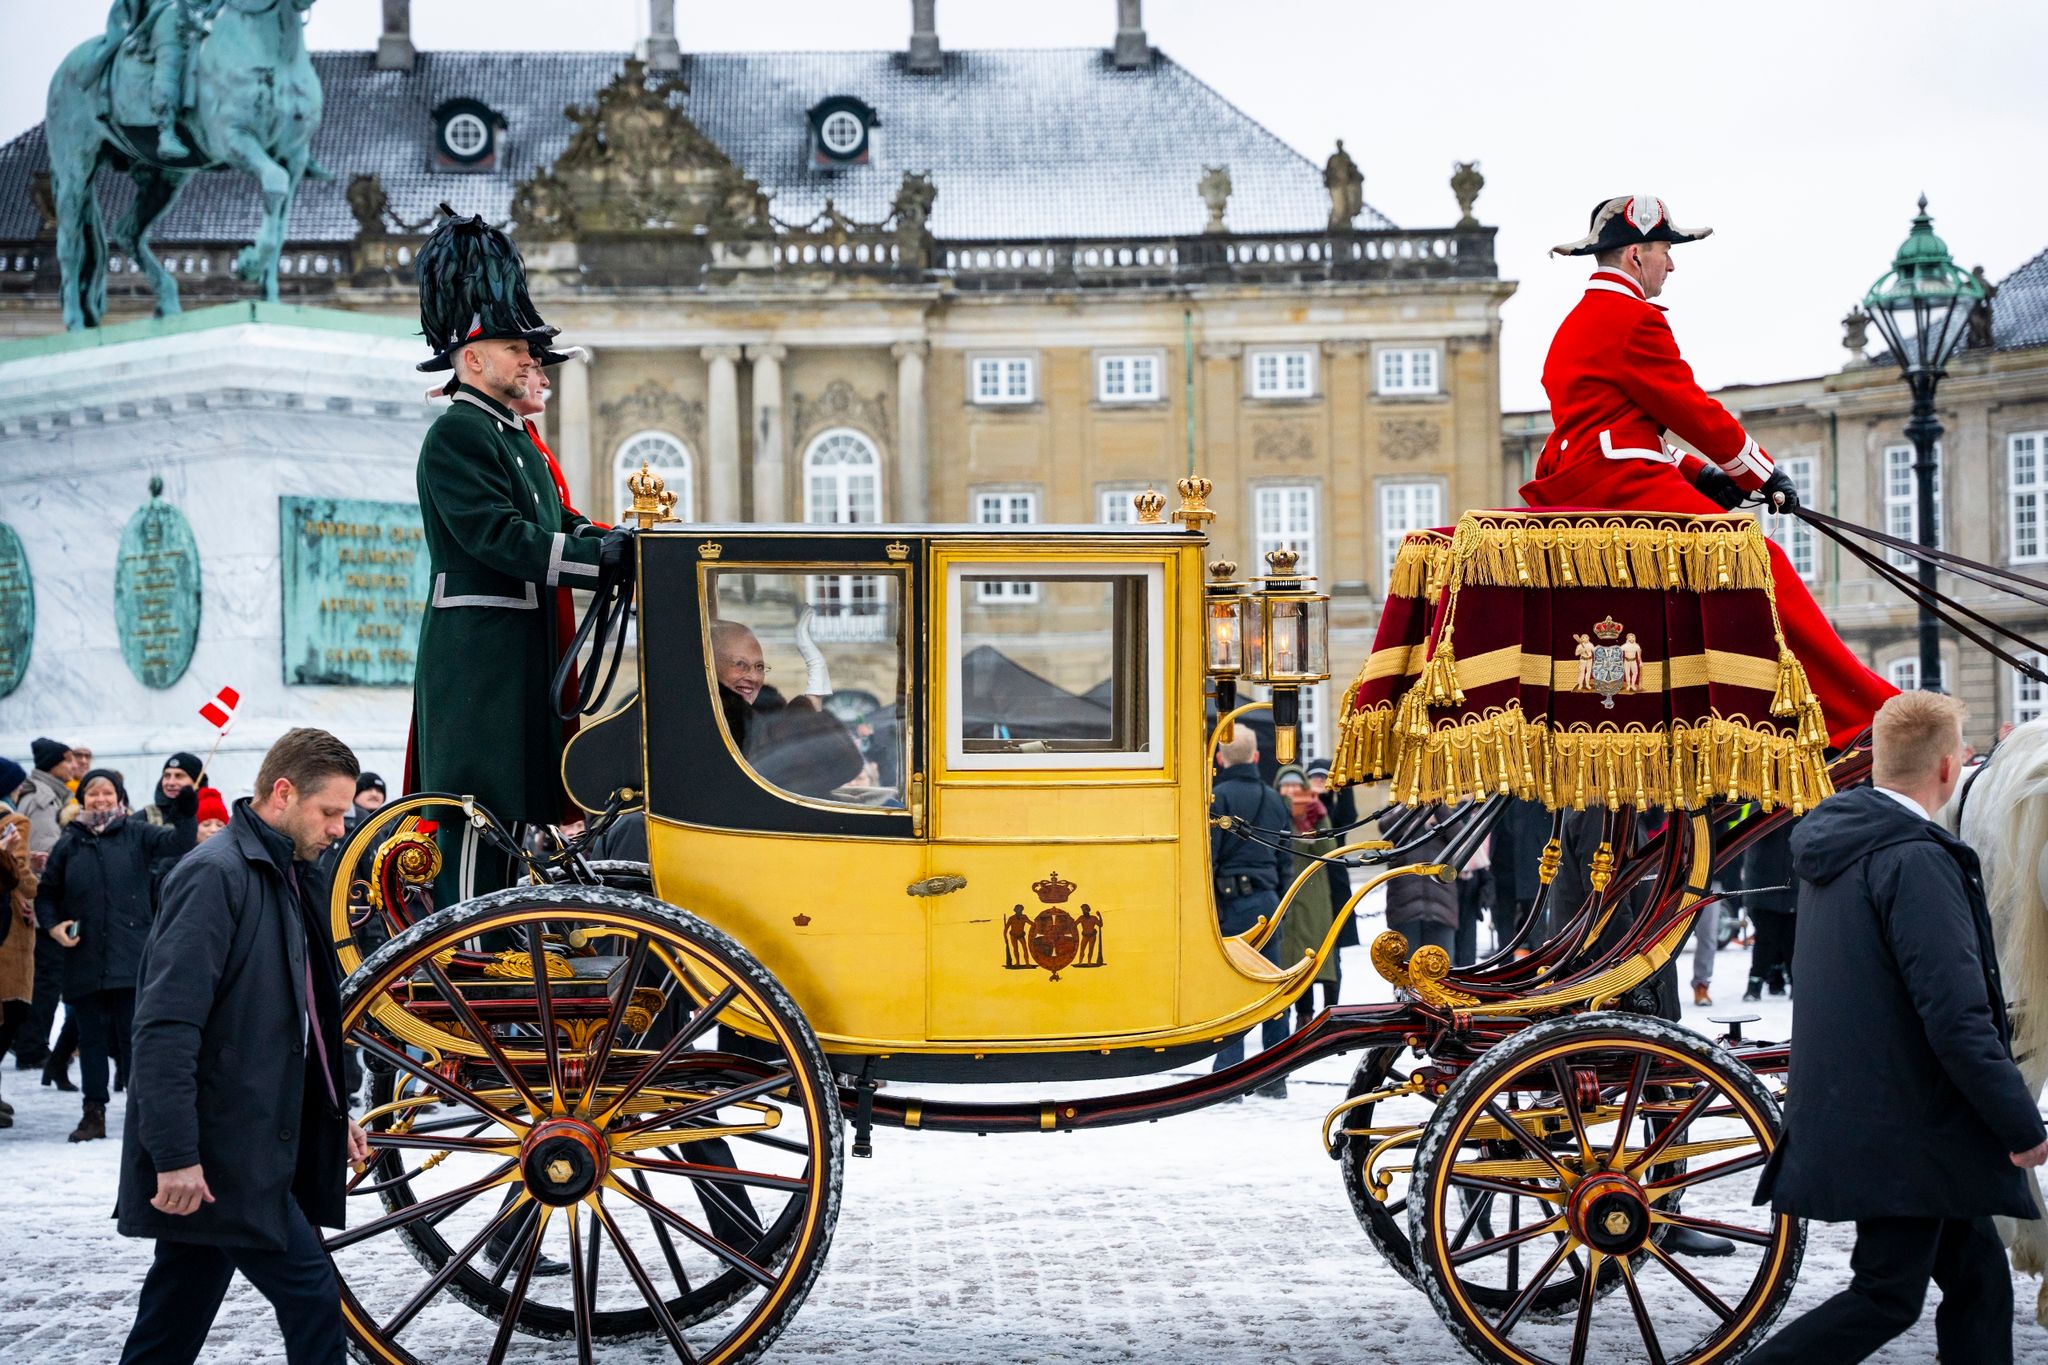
[612, 430, 694, 525]
[1374, 345, 1444, 397]
[1377, 479, 1446, 592]
[1247, 346, 1317, 400]
[970, 490, 1042, 603]
[942, 559, 1167, 773]
[1252, 483, 1318, 581]
[1882, 442, 1944, 569]
[2016, 651, 2047, 724]
[1885, 655, 1944, 693]
[1095, 350, 1165, 405]
[1096, 485, 1148, 525]
[1761, 453, 1819, 582]
[2011, 432, 2048, 565]
[968, 354, 1037, 406]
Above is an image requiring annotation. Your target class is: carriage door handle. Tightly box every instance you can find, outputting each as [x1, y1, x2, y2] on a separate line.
[908, 875, 968, 898]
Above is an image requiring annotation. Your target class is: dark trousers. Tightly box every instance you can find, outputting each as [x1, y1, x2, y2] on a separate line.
[1750, 908, 1796, 989]
[70, 987, 135, 1105]
[1389, 917, 1456, 957]
[0, 997, 27, 1061]
[1746, 1215, 2011, 1365]
[119, 1200, 344, 1365]
[17, 929, 64, 1061]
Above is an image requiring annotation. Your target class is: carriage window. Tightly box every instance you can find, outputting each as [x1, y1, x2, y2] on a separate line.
[946, 562, 1164, 770]
[704, 568, 907, 809]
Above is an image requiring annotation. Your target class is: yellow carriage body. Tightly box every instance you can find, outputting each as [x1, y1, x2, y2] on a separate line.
[563, 520, 1334, 1080]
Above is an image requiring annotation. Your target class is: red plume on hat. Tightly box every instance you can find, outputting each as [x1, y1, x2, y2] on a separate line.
[1553, 194, 1713, 257]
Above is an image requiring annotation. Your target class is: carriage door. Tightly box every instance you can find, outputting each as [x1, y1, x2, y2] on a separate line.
[924, 550, 1179, 1041]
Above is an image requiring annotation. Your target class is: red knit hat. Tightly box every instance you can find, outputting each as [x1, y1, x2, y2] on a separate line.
[195, 787, 230, 826]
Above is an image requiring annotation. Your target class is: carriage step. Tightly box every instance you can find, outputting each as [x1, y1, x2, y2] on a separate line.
[1709, 1013, 1761, 1043]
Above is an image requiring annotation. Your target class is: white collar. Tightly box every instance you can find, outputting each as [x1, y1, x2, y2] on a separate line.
[452, 389, 522, 431]
[1874, 785, 1930, 822]
[1585, 267, 1648, 301]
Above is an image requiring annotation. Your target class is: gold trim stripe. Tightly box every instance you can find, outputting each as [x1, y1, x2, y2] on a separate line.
[1395, 645, 1801, 698]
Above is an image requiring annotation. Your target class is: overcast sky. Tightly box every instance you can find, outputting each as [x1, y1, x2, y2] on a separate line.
[2, 0, 2043, 409]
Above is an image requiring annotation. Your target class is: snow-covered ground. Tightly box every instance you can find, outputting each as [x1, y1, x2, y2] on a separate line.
[3, 928, 2045, 1363]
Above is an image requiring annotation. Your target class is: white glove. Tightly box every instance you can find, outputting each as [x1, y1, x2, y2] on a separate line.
[795, 607, 833, 697]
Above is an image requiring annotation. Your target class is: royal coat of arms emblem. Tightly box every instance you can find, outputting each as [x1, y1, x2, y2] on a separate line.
[1573, 616, 1640, 709]
[1002, 872, 1106, 981]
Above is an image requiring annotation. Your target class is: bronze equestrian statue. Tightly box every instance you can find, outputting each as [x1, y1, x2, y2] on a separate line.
[44, 0, 325, 330]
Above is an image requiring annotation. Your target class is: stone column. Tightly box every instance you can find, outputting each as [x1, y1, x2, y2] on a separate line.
[747, 344, 788, 523]
[892, 341, 930, 522]
[554, 348, 597, 521]
[377, 0, 415, 72]
[639, 0, 681, 74]
[702, 345, 742, 523]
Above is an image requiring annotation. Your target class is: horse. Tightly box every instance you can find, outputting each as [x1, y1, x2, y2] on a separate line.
[1939, 717, 2048, 1325]
[42, 0, 324, 330]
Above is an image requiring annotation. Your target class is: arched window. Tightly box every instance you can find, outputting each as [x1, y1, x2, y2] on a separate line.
[613, 431, 693, 525]
[802, 428, 885, 634]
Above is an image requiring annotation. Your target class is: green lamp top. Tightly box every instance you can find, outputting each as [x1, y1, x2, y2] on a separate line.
[1864, 194, 1984, 308]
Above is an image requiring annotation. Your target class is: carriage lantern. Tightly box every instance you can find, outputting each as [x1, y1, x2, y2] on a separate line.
[1861, 194, 1986, 690]
[1242, 548, 1331, 764]
[1203, 558, 1247, 740]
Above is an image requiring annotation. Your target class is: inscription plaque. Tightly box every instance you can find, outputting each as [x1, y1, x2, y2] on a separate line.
[114, 482, 201, 690]
[280, 496, 428, 686]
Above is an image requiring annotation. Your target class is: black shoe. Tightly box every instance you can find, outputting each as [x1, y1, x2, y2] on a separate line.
[1662, 1224, 1735, 1257]
[68, 1101, 107, 1143]
[484, 1241, 570, 1278]
[42, 1056, 77, 1092]
[1741, 982, 1762, 1003]
[14, 1047, 48, 1071]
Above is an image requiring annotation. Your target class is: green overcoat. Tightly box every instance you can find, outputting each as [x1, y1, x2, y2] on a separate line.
[410, 385, 603, 825]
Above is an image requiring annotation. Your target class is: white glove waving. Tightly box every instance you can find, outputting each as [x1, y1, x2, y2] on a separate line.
[795, 606, 833, 698]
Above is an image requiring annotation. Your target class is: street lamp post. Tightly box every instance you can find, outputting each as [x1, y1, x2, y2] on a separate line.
[1861, 195, 1986, 691]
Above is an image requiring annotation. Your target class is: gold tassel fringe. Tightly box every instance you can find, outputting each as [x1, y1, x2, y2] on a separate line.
[1384, 516, 1776, 596]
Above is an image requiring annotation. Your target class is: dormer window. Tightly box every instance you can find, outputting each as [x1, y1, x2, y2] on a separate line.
[808, 96, 877, 168]
[432, 98, 504, 171]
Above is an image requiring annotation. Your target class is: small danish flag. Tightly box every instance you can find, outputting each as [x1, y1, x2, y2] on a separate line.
[197, 685, 240, 733]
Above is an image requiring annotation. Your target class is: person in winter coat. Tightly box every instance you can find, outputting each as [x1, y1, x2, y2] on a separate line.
[1386, 805, 1459, 955]
[117, 727, 370, 1365]
[1306, 758, 1360, 953]
[1275, 765, 1340, 1025]
[14, 737, 78, 1078]
[1487, 797, 1553, 952]
[1739, 818, 1797, 1000]
[1208, 727, 1295, 1094]
[1751, 692, 2048, 1364]
[0, 756, 36, 1128]
[34, 768, 195, 1141]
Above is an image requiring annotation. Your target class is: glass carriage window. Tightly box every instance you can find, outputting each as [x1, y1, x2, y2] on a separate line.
[2012, 433, 2048, 564]
[613, 431, 693, 525]
[704, 568, 907, 808]
[947, 563, 1164, 769]
[1761, 455, 1818, 581]
[1883, 443, 1944, 569]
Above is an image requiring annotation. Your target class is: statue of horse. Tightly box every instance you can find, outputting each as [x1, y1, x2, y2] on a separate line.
[1939, 718, 2048, 1325]
[43, 0, 324, 330]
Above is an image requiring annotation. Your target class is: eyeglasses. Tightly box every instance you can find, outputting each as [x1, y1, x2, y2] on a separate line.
[718, 657, 772, 677]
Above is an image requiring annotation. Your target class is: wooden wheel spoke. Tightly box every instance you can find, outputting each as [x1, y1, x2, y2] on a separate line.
[1447, 1171, 1568, 1203]
[1494, 1233, 1574, 1336]
[527, 923, 566, 1116]
[566, 1206, 595, 1365]
[617, 1068, 795, 1139]
[1567, 1249, 1600, 1365]
[610, 1176, 778, 1288]
[1448, 1189, 1496, 1254]
[1626, 1084, 1718, 1175]
[1617, 1255, 1668, 1365]
[618, 1154, 810, 1194]
[1548, 1059, 1595, 1166]
[349, 1029, 526, 1132]
[599, 985, 738, 1125]
[1451, 1213, 1566, 1267]
[486, 1205, 555, 1365]
[1644, 1150, 1768, 1193]
[383, 1192, 533, 1338]
[420, 956, 550, 1119]
[326, 1161, 517, 1252]
[632, 1168, 694, 1299]
[365, 1132, 520, 1158]
[1653, 1210, 1778, 1248]
[1609, 1052, 1653, 1168]
[593, 1197, 701, 1365]
[577, 933, 654, 1118]
[1480, 1098, 1576, 1183]
[1644, 1240, 1736, 1320]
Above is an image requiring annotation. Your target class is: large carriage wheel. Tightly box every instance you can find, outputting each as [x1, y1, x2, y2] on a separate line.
[1408, 1015, 1801, 1365]
[334, 884, 842, 1364]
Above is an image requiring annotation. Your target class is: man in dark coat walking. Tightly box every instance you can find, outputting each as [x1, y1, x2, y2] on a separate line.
[115, 728, 370, 1365]
[1208, 727, 1296, 1093]
[1750, 691, 2048, 1363]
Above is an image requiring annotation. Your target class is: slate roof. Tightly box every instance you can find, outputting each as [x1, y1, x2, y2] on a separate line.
[1993, 247, 2048, 352]
[0, 47, 1387, 245]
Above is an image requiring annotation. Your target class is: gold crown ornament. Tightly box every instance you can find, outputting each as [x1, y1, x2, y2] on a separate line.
[1031, 872, 1077, 904]
[1593, 615, 1624, 642]
[627, 463, 679, 530]
[1172, 475, 1216, 530]
[1133, 489, 1167, 524]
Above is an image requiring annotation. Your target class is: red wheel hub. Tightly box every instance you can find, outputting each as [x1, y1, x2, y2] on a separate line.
[1568, 1171, 1651, 1255]
[520, 1116, 610, 1206]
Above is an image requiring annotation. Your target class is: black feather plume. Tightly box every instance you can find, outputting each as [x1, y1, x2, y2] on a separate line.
[414, 208, 548, 359]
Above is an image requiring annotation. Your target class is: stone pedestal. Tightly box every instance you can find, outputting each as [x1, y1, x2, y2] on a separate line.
[0, 304, 439, 796]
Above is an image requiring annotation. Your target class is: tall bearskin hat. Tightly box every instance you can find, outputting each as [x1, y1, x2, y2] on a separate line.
[414, 205, 558, 373]
[1552, 195, 1712, 257]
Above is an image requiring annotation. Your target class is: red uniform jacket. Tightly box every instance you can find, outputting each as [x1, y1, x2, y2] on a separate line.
[1522, 268, 1773, 508]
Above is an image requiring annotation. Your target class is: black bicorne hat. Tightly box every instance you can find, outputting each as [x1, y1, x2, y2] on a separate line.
[414, 205, 558, 373]
[1552, 194, 1713, 257]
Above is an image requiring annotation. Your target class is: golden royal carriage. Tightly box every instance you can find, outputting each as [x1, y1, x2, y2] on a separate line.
[323, 474, 1848, 1365]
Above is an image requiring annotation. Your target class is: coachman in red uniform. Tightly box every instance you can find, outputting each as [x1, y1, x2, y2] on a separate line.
[1521, 194, 1895, 745]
